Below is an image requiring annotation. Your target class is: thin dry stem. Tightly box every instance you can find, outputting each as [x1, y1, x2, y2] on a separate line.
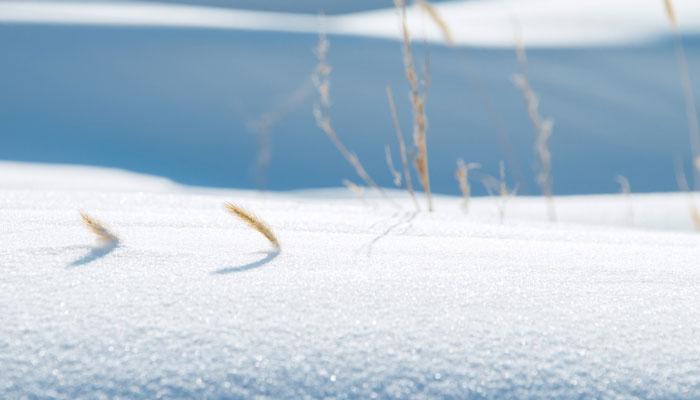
[385, 145, 402, 187]
[512, 73, 556, 222]
[416, 0, 455, 46]
[343, 179, 366, 200]
[224, 202, 280, 250]
[422, 54, 432, 104]
[386, 85, 420, 211]
[508, 11, 528, 68]
[458, 44, 525, 193]
[312, 31, 394, 204]
[252, 78, 313, 189]
[615, 175, 631, 196]
[497, 161, 520, 224]
[663, 0, 700, 188]
[498, 161, 508, 223]
[675, 161, 700, 230]
[478, 163, 517, 223]
[80, 212, 119, 244]
[615, 175, 634, 226]
[509, 12, 556, 221]
[455, 160, 480, 213]
[664, 0, 678, 27]
[395, 0, 433, 211]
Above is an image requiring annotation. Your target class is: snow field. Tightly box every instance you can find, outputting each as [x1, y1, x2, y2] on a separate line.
[2, 163, 700, 398]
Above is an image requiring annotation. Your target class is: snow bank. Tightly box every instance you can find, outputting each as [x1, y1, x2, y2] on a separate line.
[335, 0, 700, 47]
[2, 0, 700, 47]
[0, 1, 321, 34]
[2, 162, 700, 398]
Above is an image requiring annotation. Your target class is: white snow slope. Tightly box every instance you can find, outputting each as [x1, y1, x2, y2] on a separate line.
[2, 162, 700, 398]
[2, 0, 700, 47]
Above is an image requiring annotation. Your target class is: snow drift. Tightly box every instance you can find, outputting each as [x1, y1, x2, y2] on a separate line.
[2, 162, 700, 398]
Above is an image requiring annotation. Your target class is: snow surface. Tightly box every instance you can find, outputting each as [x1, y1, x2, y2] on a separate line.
[2, 0, 700, 47]
[3, 162, 700, 398]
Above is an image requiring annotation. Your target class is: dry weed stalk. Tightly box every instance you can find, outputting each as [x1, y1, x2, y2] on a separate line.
[416, 0, 455, 46]
[663, 0, 700, 187]
[459, 42, 525, 193]
[675, 161, 700, 230]
[512, 74, 555, 221]
[509, 13, 556, 222]
[386, 85, 420, 211]
[512, 74, 556, 222]
[479, 162, 517, 223]
[497, 161, 512, 223]
[509, 13, 528, 67]
[663, 0, 677, 26]
[385, 145, 402, 187]
[615, 175, 634, 226]
[455, 159, 480, 213]
[224, 202, 280, 250]
[395, 0, 433, 211]
[312, 31, 390, 201]
[343, 179, 367, 202]
[252, 79, 313, 189]
[80, 212, 119, 244]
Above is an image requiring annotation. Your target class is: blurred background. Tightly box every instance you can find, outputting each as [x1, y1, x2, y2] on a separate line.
[1, 0, 699, 195]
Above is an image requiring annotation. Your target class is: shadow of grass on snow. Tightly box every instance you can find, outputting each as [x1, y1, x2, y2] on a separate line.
[67, 242, 119, 267]
[211, 249, 279, 275]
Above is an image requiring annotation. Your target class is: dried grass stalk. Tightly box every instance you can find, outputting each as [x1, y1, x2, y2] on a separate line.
[395, 0, 433, 211]
[615, 175, 631, 196]
[479, 162, 517, 223]
[663, 0, 700, 188]
[512, 73, 556, 222]
[498, 161, 509, 223]
[252, 79, 312, 189]
[312, 31, 392, 203]
[663, 0, 678, 27]
[416, 0, 455, 46]
[455, 160, 480, 213]
[343, 179, 368, 204]
[615, 175, 634, 226]
[386, 85, 420, 211]
[690, 203, 700, 229]
[509, 12, 556, 221]
[510, 16, 528, 68]
[675, 161, 700, 230]
[498, 161, 519, 224]
[385, 145, 402, 187]
[80, 212, 119, 244]
[224, 202, 280, 250]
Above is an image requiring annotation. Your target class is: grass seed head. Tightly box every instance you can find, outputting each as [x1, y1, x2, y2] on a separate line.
[224, 202, 280, 250]
[80, 212, 119, 244]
